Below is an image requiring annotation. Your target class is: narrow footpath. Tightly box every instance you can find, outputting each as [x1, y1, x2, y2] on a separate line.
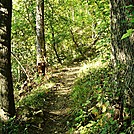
[43, 65, 80, 134]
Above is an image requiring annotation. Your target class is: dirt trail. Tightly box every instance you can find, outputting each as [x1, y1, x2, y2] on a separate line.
[43, 65, 80, 134]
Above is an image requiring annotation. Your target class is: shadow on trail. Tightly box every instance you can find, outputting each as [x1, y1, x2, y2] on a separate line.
[42, 90, 70, 134]
[42, 65, 80, 134]
[26, 65, 80, 134]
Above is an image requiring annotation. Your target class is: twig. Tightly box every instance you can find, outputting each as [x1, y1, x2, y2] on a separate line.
[11, 52, 30, 80]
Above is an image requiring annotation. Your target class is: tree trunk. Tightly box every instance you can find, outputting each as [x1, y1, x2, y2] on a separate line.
[50, 25, 62, 64]
[110, 0, 134, 121]
[0, 0, 15, 121]
[36, 0, 46, 75]
[70, 28, 84, 56]
[48, 3, 62, 64]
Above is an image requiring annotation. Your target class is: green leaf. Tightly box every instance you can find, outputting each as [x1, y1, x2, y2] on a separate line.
[121, 29, 134, 40]
[130, 19, 134, 23]
[131, 120, 134, 125]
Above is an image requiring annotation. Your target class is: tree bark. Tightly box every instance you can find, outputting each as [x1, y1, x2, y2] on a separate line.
[0, 0, 15, 121]
[110, 0, 134, 121]
[36, 0, 46, 75]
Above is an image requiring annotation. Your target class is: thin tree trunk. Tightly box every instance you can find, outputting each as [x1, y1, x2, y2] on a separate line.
[50, 25, 62, 64]
[70, 28, 84, 56]
[36, 0, 46, 75]
[48, 2, 62, 64]
[0, 0, 15, 121]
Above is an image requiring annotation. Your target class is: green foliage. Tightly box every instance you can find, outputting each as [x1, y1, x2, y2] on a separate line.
[2, 117, 19, 134]
[121, 4, 134, 40]
[19, 89, 46, 108]
[68, 54, 134, 133]
[12, 0, 36, 84]
[69, 60, 121, 133]
[1, 116, 30, 134]
[11, 0, 110, 83]
[12, 76, 50, 133]
[11, 0, 119, 133]
[17, 76, 49, 110]
[121, 29, 134, 39]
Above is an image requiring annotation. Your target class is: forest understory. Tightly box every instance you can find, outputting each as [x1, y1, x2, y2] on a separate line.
[12, 64, 81, 134]
[1, 0, 134, 133]
[4, 58, 134, 134]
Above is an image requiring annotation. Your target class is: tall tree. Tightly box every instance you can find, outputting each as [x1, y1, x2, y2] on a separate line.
[0, 0, 15, 121]
[110, 0, 134, 121]
[36, 0, 46, 75]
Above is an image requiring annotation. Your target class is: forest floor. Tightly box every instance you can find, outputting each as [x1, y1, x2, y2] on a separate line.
[42, 64, 80, 134]
[43, 64, 80, 134]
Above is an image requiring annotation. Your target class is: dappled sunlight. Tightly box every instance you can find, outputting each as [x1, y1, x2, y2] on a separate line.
[0, 109, 9, 122]
[50, 107, 70, 116]
[15, 64, 81, 133]
[79, 58, 108, 76]
[1, 0, 132, 133]
[44, 82, 55, 89]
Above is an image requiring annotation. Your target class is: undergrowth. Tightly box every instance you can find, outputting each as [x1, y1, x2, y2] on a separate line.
[2, 60, 134, 133]
[69, 60, 134, 134]
[1, 76, 52, 134]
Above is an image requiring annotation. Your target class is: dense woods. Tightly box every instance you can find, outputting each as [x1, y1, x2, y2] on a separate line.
[0, 0, 134, 133]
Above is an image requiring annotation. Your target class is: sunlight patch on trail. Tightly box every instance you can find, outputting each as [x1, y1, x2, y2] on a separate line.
[43, 65, 81, 133]
[79, 59, 108, 76]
